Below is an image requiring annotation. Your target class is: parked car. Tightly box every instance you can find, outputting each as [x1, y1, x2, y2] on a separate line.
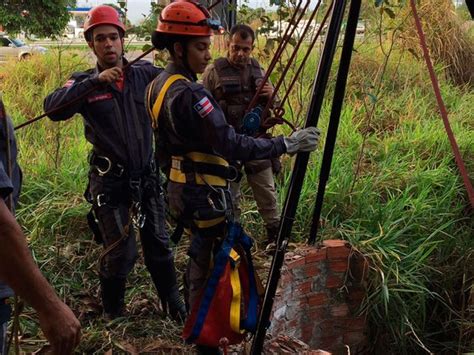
[0, 34, 48, 62]
[356, 20, 366, 35]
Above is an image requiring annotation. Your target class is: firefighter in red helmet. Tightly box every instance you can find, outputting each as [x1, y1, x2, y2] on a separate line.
[146, 1, 320, 353]
[44, 5, 186, 322]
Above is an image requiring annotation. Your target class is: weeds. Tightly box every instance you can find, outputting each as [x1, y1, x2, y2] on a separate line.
[0, 22, 473, 353]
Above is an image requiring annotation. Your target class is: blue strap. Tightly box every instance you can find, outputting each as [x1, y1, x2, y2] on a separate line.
[186, 223, 260, 342]
[187, 223, 238, 343]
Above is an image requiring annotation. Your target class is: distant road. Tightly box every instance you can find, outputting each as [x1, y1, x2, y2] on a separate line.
[32, 38, 155, 63]
[32, 38, 149, 46]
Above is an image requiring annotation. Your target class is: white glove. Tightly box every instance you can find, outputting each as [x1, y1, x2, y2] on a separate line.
[283, 127, 321, 155]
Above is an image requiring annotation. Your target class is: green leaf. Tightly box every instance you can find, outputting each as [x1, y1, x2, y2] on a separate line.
[141, 44, 153, 52]
[0, 0, 76, 37]
[367, 93, 378, 104]
[408, 48, 420, 60]
[384, 7, 396, 19]
[375, 0, 385, 6]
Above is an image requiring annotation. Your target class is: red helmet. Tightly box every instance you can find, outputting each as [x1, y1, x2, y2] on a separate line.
[84, 5, 126, 39]
[156, 0, 223, 37]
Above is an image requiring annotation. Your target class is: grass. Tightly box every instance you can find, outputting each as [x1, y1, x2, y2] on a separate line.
[0, 28, 473, 354]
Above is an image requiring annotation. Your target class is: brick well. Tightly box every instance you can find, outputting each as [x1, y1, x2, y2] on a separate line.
[266, 240, 369, 354]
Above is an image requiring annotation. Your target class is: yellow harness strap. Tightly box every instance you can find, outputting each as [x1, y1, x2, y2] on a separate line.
[149, 74, 189, 129]
[169, 152, 230, 187]
[229, 248, 244, 334]
[193, 216, 226, 229]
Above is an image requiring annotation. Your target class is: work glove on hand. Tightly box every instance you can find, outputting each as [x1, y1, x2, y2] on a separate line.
[283, 126, 321, 155]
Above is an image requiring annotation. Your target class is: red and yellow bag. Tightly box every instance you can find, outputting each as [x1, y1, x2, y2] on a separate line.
[182, 223, 261, 347]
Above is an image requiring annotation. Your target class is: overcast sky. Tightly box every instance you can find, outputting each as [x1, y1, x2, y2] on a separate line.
[76, 0, 270, 24]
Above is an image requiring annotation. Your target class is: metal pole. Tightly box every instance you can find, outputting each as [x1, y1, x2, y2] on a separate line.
[308, 0, 362, 244]
[250, 0, 348, 353]
[228, 0, 237, 30]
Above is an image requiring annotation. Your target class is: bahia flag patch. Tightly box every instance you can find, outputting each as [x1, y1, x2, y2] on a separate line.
[63, 79, 75, 88]
[193, 96, 214, 118]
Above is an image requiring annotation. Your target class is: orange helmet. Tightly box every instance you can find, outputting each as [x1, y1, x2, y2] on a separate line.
[156, 0, 223, 37]
[84, 5, 126, 39]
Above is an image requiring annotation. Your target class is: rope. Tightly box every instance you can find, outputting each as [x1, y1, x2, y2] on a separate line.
[245, 0, 306, 112]
[99, 205, 135, 267]
[261, 0, 323, 121]
[275, 3, 333, 117]
[410, 0, 474, 209]
[14, 47, 155, 131]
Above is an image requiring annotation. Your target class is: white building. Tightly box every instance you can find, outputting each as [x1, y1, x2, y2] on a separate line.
[65, 7, 91, 38]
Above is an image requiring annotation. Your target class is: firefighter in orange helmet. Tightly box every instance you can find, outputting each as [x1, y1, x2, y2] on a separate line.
[146, 1, 320, 353]
[44, 5, 186, 322]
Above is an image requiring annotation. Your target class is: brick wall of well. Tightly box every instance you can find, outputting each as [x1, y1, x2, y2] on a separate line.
[266, 240, 369, 354]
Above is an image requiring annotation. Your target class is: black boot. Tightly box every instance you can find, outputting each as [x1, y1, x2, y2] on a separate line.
[161, 284, 187, 324]
[265, 225, 279, 252]
[266, 225, 279, 243]
[100, 277, 126, 320]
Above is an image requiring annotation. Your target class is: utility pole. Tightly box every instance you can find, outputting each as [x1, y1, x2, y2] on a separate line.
[118, 0, 128, 30]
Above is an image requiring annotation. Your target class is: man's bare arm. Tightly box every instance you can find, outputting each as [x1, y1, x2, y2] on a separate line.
[0, 198, 81, 354]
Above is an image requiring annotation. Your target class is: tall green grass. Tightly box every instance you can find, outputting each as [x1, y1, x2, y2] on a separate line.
[240, 44, 473, 353]
[0, 40, 472, 353]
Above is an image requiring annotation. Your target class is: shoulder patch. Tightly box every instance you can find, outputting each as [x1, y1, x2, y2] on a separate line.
[193, 96, 214, 118]
[63, 79, 75, 88]
[87, 93, 113, 103]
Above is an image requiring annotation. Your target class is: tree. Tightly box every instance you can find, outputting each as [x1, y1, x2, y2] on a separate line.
[0, 0, 75, 38]
[127, 3, 163, 40]
[104, 2, 132, 29]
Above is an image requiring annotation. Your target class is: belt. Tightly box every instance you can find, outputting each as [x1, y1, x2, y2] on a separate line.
[89, 153, 156, 178]
[169, 152, 238, 187]
[90, 153, 125, 177]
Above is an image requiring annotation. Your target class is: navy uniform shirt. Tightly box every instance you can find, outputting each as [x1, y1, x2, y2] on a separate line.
[147, 62, 286, 164]
[0, 107, 22, 299]
[44, 59, 162, 173]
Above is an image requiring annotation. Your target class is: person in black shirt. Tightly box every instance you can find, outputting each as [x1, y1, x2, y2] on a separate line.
[44, 5, 185, 321]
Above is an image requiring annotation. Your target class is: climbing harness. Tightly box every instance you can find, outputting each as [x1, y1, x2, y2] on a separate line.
[86, 153, 158, 265]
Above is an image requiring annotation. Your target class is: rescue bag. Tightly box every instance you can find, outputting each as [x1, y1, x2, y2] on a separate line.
[182, 222, 261, 347]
